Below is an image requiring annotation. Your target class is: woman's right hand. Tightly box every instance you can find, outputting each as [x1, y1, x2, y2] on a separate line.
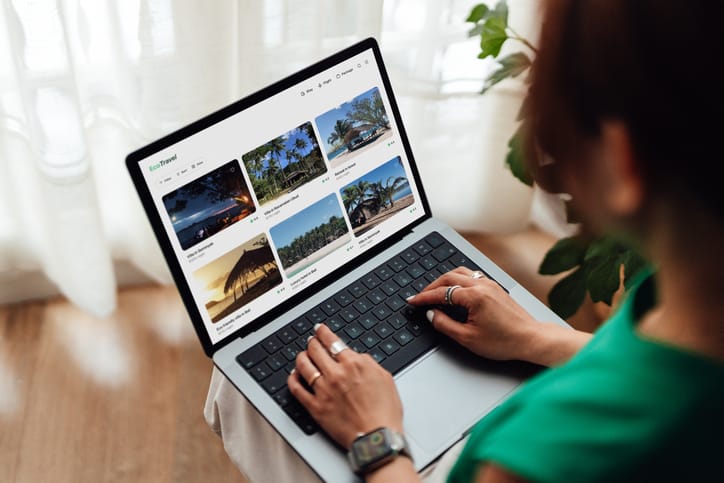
[407, 267, 542, 362]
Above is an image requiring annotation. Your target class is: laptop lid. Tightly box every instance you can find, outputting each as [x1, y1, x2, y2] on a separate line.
[126, 38, 433, 357]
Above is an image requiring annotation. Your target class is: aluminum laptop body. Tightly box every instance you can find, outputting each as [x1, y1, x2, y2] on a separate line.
[126, 37, 567, 482]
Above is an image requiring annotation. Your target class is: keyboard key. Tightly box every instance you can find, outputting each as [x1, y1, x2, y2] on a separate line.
[282, 346, 301, 361]
[425, 232, 445, 248]
[401, 249, 419, 264]
[385, 296, 405, 312]
[361, 273, 381, 290]
[411, 277, 428, 293]
[334, 291, 353, 307]
[250, 362, 273, 381]
[374, 321, 393, 338]
[394, 329, 414, 346]
[297, 416, 319, 435]
[261, 371, 288, 394]
[319, 299, 340, 316]
[424, 272, 437, 283]
[349, 340, 365, 353]
[339, 307, 359, 322]
[406, 263, 426, 279]
[388, 258, 407, 273]
[237, 345, 267, 369]
[413, 240, 432, 256]
[292, 317, 312, 334]
[431, 244, 457, 262]
[380, 339, 401, 355]
[407, 321, 424, 336]
[369, 348, 386, 364]
[361, 332, 381, 349]
[372, 305, 391, 320]
[344, 322, 364, 339]
[327, 315, 346, 332]
[349, 282, 367, 298]
[379, 281, 399, 296]
[278, 327, 296, 343]
[449, 254, 479, 271]
[262, 335, 282, 354]
[273, 387, 291, 407]
[267, 354, 286, 371]
[358, 314, 377, 330]
[393, 272, 413, 287]
[418, 256, 437, 270]
[305, 309, 326, 325]
[398, 286, 416, 300]
[387, 313, 407, 329]
[352, 298, 372, 314]
[375, 265, 394, 281]
[366, 289, 386, 305]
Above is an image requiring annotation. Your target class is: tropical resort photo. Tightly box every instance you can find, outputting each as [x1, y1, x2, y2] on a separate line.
[315, 87, 393, 169]
[242, 122, 327, 206]
[193, 233, 282, 323]
[270, 193, 351, 278]
[162, 159, 256, 250]
[340, 156, 414, 237]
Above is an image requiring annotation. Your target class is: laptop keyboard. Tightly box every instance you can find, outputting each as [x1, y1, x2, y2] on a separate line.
[236, 231, 493, 435]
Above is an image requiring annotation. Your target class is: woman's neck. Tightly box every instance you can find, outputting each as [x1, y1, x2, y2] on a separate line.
[637, 214, 724, 363]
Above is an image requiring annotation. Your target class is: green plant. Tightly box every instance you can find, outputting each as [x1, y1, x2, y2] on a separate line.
[467, 1, 648, 319]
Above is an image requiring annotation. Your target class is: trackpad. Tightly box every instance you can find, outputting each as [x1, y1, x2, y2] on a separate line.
[396, 348, 523, 454]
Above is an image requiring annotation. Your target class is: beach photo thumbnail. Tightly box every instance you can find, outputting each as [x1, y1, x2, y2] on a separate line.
[340, 156, 414, 237]
[315, 87, 393, 168]
[163, 160, 255, 251]
[242, 122, 327, 207]
[270, 193, 351, 278]
[194, 233, 282, 323]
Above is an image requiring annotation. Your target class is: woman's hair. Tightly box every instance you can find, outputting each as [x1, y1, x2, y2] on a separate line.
[528, 0, 724, 219]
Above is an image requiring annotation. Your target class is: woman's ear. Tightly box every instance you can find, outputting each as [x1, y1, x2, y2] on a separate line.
[600, 122, 645, 217]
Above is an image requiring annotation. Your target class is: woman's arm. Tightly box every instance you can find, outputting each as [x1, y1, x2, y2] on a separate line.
[476, 464, 528, 483]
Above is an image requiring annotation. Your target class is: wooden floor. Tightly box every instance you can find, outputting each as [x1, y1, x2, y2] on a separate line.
[0, 227, 604, 483]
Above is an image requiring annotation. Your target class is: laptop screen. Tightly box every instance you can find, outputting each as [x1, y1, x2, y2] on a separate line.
[128, 40, 428, 349]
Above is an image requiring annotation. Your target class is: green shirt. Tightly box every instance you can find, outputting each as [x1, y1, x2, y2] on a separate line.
[447, 273, 724, 483]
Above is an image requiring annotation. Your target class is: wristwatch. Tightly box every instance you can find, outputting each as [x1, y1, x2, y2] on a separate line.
[347, 427, 413, 475]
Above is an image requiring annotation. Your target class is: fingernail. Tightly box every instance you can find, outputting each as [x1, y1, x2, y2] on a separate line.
[313, 323, 321, 332]
[307, 335, 314, 344]
[405, 295, 415, 301]
[426, 310, 435, 323]
[290, 368, 296, 375]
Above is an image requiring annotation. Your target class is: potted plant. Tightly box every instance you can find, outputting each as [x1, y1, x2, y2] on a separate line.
[466, 1, 648, 319]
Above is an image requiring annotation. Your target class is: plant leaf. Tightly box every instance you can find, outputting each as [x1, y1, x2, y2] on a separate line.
[621, 249, 649, 289]
[584, 236, 625, 262]
[478, 2, 509, 59]
[585, 255, 622, 305]
[468, 23, 484, 38]
[548, 267, 588, 319]
[466, 4, 490, 23]
[539, 235, 588, 275]
[481, 52, 532, 94]
[505, 126, 534, 186]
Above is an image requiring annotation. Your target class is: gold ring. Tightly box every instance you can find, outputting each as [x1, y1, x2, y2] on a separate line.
[308, 371, 322, 387]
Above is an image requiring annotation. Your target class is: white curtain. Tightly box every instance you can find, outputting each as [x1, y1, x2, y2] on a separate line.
[0, 0, 561, 316]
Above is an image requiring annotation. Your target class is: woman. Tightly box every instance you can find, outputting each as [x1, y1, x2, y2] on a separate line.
[287, 0, 724, 481]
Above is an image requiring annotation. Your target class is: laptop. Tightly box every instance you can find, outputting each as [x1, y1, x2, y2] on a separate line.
[126, 37, 567, 482]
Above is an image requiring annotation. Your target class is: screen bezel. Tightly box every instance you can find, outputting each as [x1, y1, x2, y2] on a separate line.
[126, 37, 432, 357]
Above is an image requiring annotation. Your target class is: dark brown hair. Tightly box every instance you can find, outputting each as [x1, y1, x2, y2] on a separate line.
[528, 0, 724, 219]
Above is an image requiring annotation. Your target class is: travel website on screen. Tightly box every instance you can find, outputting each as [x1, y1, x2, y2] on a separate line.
[141, 50, 424, 343]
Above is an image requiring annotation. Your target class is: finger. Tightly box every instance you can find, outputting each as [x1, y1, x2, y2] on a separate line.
[307, 336, 338, 374]
[313, 323, 355, 361]
[295, 350, 323, 386]
[288, 370, 317, 411]
[425, 308, 469, 343]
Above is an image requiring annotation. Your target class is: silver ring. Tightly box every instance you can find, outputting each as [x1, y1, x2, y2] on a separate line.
[444, 285, 461, 305]
[329, 340, 349, 357]
[471, 271, 485, 280]
[308, 371, 322, 387]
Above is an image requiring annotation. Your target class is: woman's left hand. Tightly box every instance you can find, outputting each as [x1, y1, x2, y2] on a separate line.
[288, 324, 404, 449]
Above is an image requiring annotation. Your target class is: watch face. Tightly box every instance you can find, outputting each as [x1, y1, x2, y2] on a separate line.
[355, 429, 390, 465]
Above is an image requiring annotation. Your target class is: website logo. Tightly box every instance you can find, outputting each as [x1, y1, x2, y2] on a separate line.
[149, 154, 177, 172]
